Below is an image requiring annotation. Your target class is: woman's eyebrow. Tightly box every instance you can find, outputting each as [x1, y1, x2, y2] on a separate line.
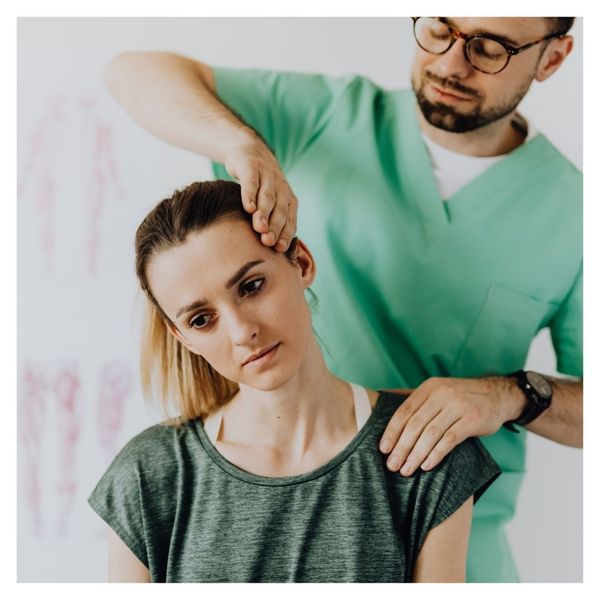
[176, 298, 208, 320]
[225, 260, 264, 289]
[175, 260, 265, 320]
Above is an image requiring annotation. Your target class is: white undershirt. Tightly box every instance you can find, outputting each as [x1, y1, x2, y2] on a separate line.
[421, 117, 539, 200]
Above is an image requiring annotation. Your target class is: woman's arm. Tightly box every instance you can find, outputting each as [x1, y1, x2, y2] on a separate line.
[107, 528, 151, 582]
[411, 496, 473, 583]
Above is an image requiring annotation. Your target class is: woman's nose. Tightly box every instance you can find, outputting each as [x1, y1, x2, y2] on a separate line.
[226, 310, 259, 346]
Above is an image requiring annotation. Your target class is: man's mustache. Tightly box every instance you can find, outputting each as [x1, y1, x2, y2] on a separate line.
[423, 71, 482, 99]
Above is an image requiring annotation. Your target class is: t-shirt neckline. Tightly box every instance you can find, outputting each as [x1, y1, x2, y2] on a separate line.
[194, 392, 385, 487]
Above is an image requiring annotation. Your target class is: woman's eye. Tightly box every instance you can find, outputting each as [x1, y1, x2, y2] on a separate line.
[190, 314, 213, 330]
[240, 278, 265, 297]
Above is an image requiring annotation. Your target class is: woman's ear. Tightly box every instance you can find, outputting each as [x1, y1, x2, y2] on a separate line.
[293, 238, 317, 288]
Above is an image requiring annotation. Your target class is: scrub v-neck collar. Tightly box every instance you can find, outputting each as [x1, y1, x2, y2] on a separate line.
[396, 92, 555, 242]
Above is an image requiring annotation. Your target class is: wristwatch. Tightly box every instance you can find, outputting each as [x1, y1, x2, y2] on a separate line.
[503, 370, 553, 432]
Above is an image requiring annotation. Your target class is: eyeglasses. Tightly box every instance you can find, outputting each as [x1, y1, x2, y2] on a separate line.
[412, 17, 567, 75]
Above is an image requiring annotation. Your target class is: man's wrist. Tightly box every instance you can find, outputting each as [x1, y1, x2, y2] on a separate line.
[210, 119, 258, 165]
[494, 375, 527, 422]
[222, 127, 269, 172]
[227, 125, 262, 153]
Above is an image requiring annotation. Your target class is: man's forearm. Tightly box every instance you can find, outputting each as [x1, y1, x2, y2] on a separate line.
[105, 51, 300, 251]
[104, 51, 255, 163]
[525, 378, 582, 447]
[504, 376, 583, 447]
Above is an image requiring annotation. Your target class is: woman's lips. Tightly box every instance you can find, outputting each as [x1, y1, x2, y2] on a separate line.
[243, 343, 281, 370]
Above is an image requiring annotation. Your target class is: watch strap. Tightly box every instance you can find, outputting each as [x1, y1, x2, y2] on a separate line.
[503, 370, 552, 432]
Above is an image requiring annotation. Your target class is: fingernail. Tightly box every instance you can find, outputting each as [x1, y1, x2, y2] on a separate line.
[421, 459, 432, 471]
[260, 217, 268, 227]
[400, 462, 412, 476]
[380, 439, 392, 454]
[387, 456, 400, 471]
[276, 239, 288, 251]
[265, 232, 275, 244]
[249, 202, 256, 211]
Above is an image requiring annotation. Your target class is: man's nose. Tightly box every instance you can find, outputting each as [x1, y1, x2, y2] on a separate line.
[432, 39, 473, 80]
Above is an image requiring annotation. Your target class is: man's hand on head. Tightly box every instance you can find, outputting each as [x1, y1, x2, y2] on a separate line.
[225, 134, 298, 253]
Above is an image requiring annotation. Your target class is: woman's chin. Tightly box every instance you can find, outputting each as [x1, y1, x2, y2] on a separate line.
[238, 366, 299, 392]
[247, 374, 292, 392]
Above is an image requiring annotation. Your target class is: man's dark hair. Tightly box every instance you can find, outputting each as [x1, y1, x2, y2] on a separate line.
[546, 17, 575, 34]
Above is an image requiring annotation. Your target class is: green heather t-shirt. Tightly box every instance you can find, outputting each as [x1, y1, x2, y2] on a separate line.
[88, 392, 500, 582]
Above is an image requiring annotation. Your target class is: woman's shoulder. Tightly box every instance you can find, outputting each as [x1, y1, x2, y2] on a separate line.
[107, 419, 199, 480]
[371, 389, 410, 413]
[365, 389, 500, 504]
[89, 419, 202, 515]
[88, 420, 200, 570]
[121, 420, 186, 454]
[341, 385, 408, 410]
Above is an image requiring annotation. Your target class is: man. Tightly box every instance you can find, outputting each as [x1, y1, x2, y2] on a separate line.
[103, 17, 582, 582]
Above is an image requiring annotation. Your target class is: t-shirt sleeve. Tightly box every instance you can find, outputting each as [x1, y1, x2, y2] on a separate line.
[88, 439, 150, 568]
[211, 66, 354, 175]
[550, 262, 583, 377]
[409, 436, 501, 561]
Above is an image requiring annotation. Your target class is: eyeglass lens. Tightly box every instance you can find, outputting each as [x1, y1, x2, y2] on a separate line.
[414, 17, 509, 74]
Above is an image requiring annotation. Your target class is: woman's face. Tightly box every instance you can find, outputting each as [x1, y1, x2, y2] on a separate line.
[147, 219, 316, 391]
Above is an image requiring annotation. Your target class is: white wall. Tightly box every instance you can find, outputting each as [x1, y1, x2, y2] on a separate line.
[17, 17, 583, 582]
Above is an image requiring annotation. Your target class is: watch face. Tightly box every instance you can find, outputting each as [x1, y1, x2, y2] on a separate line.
[526, 372, 552, 401]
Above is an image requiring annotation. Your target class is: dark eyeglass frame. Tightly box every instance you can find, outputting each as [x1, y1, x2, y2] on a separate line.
[412, 17, 568, 74]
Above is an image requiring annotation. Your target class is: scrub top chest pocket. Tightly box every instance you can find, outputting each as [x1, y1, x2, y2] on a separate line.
[451, 284, 558, 378]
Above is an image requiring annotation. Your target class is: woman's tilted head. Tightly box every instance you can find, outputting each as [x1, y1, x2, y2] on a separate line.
[135, 180, 315, 423]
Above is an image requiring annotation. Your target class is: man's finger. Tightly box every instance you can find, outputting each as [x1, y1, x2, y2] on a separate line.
[264, 193, 288, 245]
[379, 385, 430, 454]
[240, 174, 260, 214]
[274, 196, 298, 252]
[274, 195, 298, 251]
[253, 183, 277, 236]
[421, 421, 470, 472]
[384, 400, 441, 472]
[399, 412, 462, 476]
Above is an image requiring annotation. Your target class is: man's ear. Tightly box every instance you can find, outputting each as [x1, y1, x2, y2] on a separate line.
[165, 319, 196, 354]
[535, 35, 574, 82]
[293, 239, 317, 288]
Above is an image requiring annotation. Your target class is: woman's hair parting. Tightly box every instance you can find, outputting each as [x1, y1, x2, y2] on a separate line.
[134, 179, 297, 425]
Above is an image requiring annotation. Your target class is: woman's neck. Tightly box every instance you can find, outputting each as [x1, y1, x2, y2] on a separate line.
[218, 337, 356, 463]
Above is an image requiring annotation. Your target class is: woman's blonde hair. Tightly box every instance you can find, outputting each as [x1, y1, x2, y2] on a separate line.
[135, 180, 297, 425]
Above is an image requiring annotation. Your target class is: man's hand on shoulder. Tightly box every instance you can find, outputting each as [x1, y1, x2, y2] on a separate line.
[380, 377, 524, 475]
[225, 133, 298, 253]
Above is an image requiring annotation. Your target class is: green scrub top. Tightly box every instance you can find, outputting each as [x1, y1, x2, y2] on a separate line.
[211, 68, 583, 582]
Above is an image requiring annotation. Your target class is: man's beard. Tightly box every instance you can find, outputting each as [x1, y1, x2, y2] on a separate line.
[412, 72, 533, 133]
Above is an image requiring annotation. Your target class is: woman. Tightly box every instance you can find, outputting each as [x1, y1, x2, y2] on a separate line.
[88, 180, 500, 582]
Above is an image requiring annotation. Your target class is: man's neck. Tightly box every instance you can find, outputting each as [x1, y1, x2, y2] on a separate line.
[417, 109, 526, 157]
